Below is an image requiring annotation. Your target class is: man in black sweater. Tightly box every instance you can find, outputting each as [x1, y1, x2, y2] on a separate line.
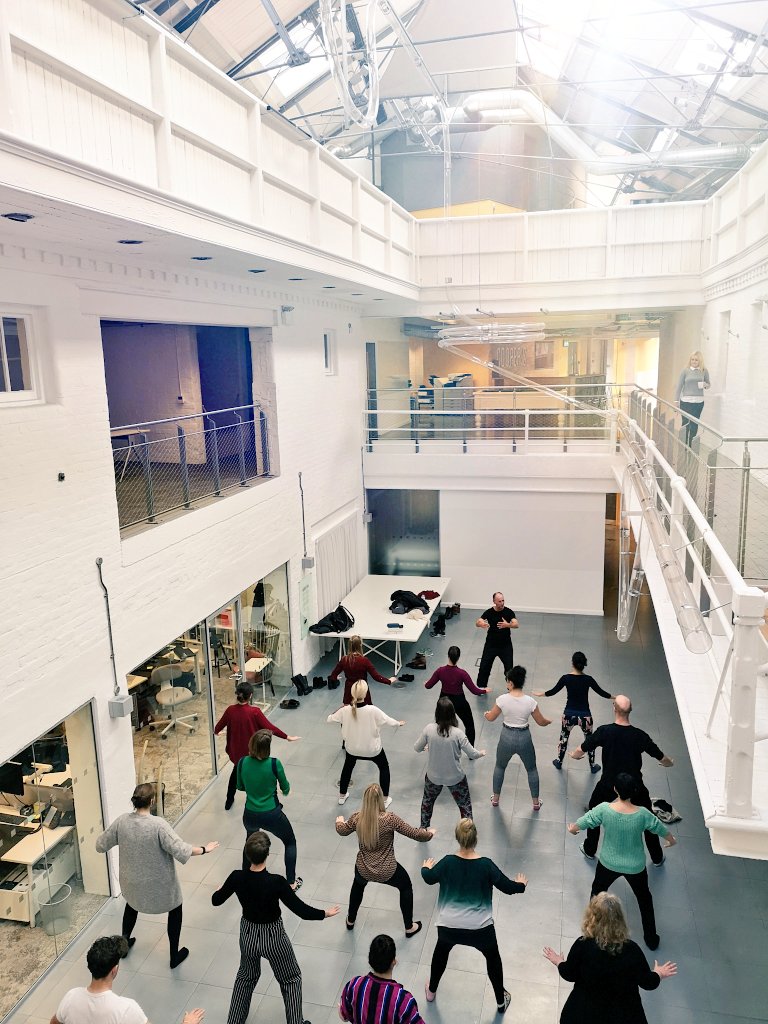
[212, 831, 340, 1024]
[475, 592, 519, 689]
[571, 695, 674, 864]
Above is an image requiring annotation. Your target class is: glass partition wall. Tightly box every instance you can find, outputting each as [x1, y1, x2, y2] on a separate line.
[131, 565, 292, 824]
[0, 704, 110, 1020]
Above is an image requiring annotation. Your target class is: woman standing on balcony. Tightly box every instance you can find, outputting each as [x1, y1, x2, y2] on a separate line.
[675, 351, 710, 446]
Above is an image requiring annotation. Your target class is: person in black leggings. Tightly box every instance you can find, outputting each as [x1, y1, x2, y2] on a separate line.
[533, 652, 612, 772]
[424, 646, 489, 747]
[421, 819, 527, 1014]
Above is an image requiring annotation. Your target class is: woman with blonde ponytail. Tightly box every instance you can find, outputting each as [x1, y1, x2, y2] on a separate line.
[421, 819, 528, 1014]
[327, 681, 404, 805]
[336, 783, 433, 935]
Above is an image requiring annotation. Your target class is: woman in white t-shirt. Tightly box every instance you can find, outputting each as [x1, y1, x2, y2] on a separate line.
[327, 680, 404, 806]
[484, 665, 551, 810]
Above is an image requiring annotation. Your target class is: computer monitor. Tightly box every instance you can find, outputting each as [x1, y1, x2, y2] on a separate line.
[0, 761, 24, 797]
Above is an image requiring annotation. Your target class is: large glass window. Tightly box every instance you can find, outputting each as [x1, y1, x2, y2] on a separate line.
[0, 315, 37, 401]
[0, 705, 109, 1019]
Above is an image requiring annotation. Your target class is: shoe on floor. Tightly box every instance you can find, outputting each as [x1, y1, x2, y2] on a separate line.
[338, 792, 350, 805]
[398, 673, 415, 681]
[405, 920, 422, 937]
[170, 947, 189, 969]
[497, 990, 512, 1014]
[224, 798, 234, 810]
[532, 799, 543, 811]
[552, 758, 562, 770]
[424, 984, 436, 1003]
[491, 795, 499, 807]
[384, 796, 393, 809]
[122, 937, 136, 955]
[645, 934, 660, 950]
[652, 854, 666, 867]
[580, 842, 595, 861]
[590, 763, 601, 774]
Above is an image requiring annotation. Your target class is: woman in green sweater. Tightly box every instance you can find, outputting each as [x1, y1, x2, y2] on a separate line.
[421, 818, 527, 1014]
[567, 773, 676, 950]
[237, 729, 301, 889]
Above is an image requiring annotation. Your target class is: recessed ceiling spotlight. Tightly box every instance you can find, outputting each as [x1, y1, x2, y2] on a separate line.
[373, 297, 385, 301]
[2, 212, 34, 222]
[117, 239, 143, 244]
[351, 292, 363, 296]
[191, 255, 212, 261]
[289, 277, 305, 281]
[248, 268, 267, 274]
[322, 285, 336, 289]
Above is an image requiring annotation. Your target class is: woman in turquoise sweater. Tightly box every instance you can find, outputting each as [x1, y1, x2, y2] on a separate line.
[567, 773, 676, 950]
[237, 729, 301, 889]
[421, 818, 527, 1014]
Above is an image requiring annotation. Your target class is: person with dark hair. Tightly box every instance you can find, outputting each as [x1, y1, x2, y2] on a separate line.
[567, 773, 677, 950]
[475, 593, 518, 689]
[484, 666, 551, 810]
[543, 893, 677, 1023]
[571, 695, 674, 865]
[422, 819, 527, 1014]
[533, 652, 612, 772]
[212, 830, 339, 1024]
[327, 680, 404, 806]
[339, 934, 424, 1024]
[414, 697, 485, 827]
[336, 783, 433, 935]
[95, 784, 219, 968]
[424, 645, 489, 746]
[215, 682, 300, 811]
[237, 730, 301, 888]
[329, 635, 396, 705]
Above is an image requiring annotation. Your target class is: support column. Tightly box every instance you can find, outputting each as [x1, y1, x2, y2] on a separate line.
[148, 33, 173, 191]
[0, 1, 15, 131]
[724, 588, 765, 818]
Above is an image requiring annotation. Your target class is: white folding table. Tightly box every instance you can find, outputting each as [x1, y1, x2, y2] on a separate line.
[322, 574, 450, 674]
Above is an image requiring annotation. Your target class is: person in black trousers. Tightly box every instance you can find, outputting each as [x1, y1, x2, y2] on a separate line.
[475, 592, 518, 690]
[212, 830, 340, 1024]
[543, 892, 677, 1024]
[533, 652, 612, 772]
[570, 695, 674, 864]
[424, 646, 489, 746]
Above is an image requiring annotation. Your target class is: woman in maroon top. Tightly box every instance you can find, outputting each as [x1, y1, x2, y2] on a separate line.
[424, 646, 489, 746]
[215, 683, 300, 810]
[329, 636, 396, 705]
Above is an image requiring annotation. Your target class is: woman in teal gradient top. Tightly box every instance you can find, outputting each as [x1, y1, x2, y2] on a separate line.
[421, 819, 527, 1014]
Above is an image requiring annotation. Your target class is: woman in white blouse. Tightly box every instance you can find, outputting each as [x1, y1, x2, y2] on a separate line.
[484, 665, 551, 810]
[327, 680, 404, 806]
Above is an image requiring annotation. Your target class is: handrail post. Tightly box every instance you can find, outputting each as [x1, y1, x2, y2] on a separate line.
[703, 448, 718, 576]
[177, 425, 191, 509]
[258, 409, 271, 476]
[234, 410, 248, 486]
[609, 408, 618, 451]
[206, 414, 222, 496]
[724, 589, 764, 818]
[737, 443, 751, 575]
[137, 431, 156, 524]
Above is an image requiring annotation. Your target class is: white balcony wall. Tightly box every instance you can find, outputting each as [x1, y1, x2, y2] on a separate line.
[0, 0, 416, 291]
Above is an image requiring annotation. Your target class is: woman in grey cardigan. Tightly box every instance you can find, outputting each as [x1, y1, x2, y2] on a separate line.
[96, 783, 219, 968]
[675, 350, 710, 446]
[415, 696, 485, 827]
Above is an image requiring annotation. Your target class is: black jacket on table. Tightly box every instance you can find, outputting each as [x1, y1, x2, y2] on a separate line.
[212, 868, 324, 924]
[558, 936, 660, 1024]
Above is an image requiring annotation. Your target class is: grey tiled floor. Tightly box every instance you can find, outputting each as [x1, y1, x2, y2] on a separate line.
[9, 587, 768, 1024]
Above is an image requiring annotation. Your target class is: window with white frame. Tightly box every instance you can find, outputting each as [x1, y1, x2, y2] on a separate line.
[323, 330, 337, 375]
[0, 316, 37, 401]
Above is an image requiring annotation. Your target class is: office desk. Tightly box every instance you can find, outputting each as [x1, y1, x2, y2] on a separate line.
[0, 825, 79, 927]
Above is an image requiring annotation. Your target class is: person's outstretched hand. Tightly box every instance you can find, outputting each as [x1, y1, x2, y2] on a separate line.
[514, 873, 528, 886]
[532, 690, 545, 697]
[287, 736, 301, 742]
[567, 823, 580, 835]
[398, 720, 406, 726]
[182, 1011, 205, 1024]
[422, 858, 435, 869]
[325, 905, 341, 917]
[654, 961, 678, 979]
[335, 815, 345, 824]
[542, 946, 564, 967]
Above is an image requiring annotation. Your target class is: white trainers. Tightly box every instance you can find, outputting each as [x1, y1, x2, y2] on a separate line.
[338, 792, 350, 805]
[384, 796, 393, 809]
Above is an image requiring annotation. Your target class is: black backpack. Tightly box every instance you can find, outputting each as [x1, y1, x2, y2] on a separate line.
[330, 604, 355, 631]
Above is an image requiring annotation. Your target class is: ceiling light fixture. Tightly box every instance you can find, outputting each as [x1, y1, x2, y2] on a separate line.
[351, 292, 363, 296]
[2, 212, 34, 222]
[289, 277, 305, 281]
[323, 285, 336, 289]
[249, 268, 267, 274]
[191, 256, 212, 261]
[117, 239, 143, 245]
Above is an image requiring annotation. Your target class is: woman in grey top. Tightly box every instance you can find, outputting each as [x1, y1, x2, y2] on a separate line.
[96, 783, 219, 968]
[675, 350, 710, 446]
[415, 696, 485, 827]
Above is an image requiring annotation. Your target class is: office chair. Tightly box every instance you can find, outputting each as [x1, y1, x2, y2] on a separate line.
[152, 665, 198, 739]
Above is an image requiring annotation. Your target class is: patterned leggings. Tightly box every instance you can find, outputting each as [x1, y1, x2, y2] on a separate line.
[421, 774, 472, 827]
[557, 713, 594, 764]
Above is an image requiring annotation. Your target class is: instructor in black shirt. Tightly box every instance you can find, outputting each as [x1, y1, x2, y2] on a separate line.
[475, 592, 519, 689]
[571, 695, 674, 865]
[213, 831, 340, 1024]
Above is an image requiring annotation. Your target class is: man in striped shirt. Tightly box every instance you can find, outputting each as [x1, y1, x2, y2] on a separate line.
[339, 935, 423, 1024]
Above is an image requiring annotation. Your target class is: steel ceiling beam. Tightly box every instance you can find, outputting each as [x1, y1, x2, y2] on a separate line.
[173, 0, 223, 34]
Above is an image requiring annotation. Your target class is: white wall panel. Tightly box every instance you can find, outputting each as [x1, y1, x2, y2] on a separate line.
[260, 123, 311, 193]
[12, 51, 157, 184]
[390, 210, 412, 250]
[262, 180, 312, 238]
[358, 187, 386, 236]
[319, 159, 354, 213]
[320, 209, 355, 259]
[7, 0, 152, 106]
[360, 230, 387, 269]
[167, 56, 249, 161]
[170, 133, 250, 218]
[440, 490, 605, 614]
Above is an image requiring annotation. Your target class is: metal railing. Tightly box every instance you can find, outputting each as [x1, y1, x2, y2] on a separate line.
[364, 383, 768, 582]
[111, 404, 271, 530]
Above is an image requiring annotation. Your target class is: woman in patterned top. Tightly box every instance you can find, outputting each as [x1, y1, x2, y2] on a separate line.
[336, 783, 434, 936]
[421, 818, 527, 1014]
